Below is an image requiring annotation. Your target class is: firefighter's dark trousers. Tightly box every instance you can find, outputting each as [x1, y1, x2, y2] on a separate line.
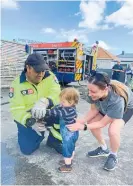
[16, 122, 62, 155]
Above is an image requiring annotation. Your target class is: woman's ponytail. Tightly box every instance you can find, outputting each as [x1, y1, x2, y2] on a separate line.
[110, 80, 128, 111]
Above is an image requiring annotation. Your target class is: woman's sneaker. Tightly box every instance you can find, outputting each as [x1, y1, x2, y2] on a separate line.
[103, 154, 118, 171]
[88, 147, 109, 157]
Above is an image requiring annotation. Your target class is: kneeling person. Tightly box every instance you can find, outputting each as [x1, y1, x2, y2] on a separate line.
[9, 53, 62, 155]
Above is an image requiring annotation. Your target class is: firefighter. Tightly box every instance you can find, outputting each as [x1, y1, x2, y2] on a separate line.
[9, 53, 62, 155]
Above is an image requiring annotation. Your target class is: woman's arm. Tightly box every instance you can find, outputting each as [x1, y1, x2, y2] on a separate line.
[87, 115, 113, 130]
[67, 115, 113, 131]
[78, 104, 99, 124]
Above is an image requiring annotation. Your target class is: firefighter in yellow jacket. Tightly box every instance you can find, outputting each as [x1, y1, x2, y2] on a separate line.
[9, 53, 62, 155]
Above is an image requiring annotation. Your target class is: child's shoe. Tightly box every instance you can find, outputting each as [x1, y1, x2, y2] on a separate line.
[58, 164, 72, 173]
[58, 160, 73, 166]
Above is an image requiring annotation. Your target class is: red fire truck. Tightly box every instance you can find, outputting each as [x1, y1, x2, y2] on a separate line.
[27, 39, 98, 84]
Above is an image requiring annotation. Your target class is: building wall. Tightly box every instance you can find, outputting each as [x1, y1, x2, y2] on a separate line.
[1, 40, 28, 87]
[97, 59, 115, 69]
[120, 61, 133, 69]
[116, 56, 133, 69]
[96, 59, 115, 78]
[97, 59, 126, 82]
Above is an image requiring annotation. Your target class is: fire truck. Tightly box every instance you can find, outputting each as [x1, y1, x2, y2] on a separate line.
[27, 39, 99, 84]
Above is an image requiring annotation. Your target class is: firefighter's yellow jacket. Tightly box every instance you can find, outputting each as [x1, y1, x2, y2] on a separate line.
[9, 70, 62, 141]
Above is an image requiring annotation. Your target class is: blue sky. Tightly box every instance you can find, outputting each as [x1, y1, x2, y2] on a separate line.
[1, 0, 133, 55]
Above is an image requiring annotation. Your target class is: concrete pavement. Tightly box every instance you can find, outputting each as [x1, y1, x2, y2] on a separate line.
[1, 86, 133, 185]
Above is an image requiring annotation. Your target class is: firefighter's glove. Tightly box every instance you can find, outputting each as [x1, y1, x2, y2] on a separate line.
[31, 98, 49, 119]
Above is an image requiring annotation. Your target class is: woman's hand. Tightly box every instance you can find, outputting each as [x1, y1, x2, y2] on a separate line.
[76, 118, 86, 124]
[67, 119, 84, 132]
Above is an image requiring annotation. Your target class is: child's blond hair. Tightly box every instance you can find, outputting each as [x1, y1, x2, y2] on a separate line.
[59, 87, 80, 105]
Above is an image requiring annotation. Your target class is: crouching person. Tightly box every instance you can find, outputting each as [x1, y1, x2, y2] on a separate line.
[9, 53, 62, 155]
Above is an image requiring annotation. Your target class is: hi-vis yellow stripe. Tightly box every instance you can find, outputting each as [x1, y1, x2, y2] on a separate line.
[75, 73, 82, 81]
[71, 41, 79, 48]
[54, 124, 60, 129]
[76, 63, 82, 69]
[21, 113, 31, 125]
[76, 60, 82, 69]
[10, 106, 25, 111]
[50, 127, 62, 141]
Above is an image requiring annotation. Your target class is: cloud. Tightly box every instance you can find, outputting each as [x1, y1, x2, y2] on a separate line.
[77, 0, 132, 32]
[41, 26, 89, 43]
[98, 40, 111, 50]
[69, 12, 81, 17]
[41, 27, 117, 52]
[1, 0, 19, 10]
[105, 0, 133, 32]
[101, 24, 113, 30]
[56, 28, 89, 43]
[41, 28, 56, 34]
[116, 0, 125, 5]
[78, 0, 106, 30]
[96, 40, 118, 51]
[74, 12, 81, 16]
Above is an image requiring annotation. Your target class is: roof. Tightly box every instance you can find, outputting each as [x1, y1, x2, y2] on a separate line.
[97, 47, 119, 61]
[1, 39, 25, 46]
[117, 53, 133, 58]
